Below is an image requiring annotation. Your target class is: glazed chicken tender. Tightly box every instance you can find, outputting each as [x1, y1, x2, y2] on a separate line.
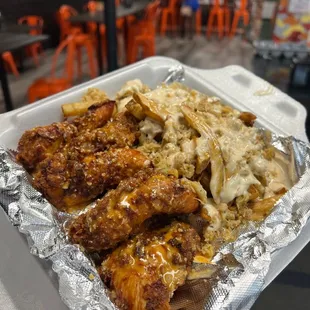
[17, 101, 115, 171]
[66, 112, 139, 160]
[69, 169, 199, 251]
[99, 222, 200, 310]
[33, 148, 151, 212]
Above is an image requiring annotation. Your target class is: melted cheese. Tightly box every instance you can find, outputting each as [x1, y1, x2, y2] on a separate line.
[135, 82, 291, 206]
[139, 117, 163, 140]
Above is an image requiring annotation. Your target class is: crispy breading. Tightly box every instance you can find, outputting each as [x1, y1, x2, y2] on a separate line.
[33, 148, 151, 212]
[17, 101, 115, 171]
[16, 122, 77, 171]
[66, 112, 139, 160]
[99, 222, 200, 310]
[69, 170, 199, 251]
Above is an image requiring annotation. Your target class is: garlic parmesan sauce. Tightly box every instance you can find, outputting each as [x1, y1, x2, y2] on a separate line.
[119, 81, 292, 207]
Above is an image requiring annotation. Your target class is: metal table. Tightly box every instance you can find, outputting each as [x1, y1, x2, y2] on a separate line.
[70, 0, 149, 75]
[0, 33, 49, 112]
[0, 22, 43, 34]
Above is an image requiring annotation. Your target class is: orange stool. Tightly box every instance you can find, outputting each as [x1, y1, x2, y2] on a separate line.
[27, 37, 76, 103]
[85, 1, 124, 32]
[84, 0, 105, 37]
[230, 0, 249, 37]
[128, 1, 160, 64]
[57, 5, 83, 41]
[28, 34, 96, 103]
[56, 33, 97, 81]
[2, 52, 19, 77]
[207, 0, 223, 38]
[18, 16, 44, 66]
[160, 0, 179, 36]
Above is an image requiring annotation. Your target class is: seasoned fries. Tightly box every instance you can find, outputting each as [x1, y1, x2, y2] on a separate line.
[62, 88, 109, 117]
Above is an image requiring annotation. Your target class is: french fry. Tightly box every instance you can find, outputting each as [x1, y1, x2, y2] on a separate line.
[62, 88, 109, 117]
[248, 190, 286, 221]
[62, 101, 96, 117]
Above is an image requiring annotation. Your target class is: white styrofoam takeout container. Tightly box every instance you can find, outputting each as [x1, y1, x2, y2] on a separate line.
[0, 56, 308, 309]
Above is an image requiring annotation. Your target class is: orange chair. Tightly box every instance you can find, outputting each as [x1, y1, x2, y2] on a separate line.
[28, 37, 75, 103]
[2, 52, 19, 77]
[85, 0, 125, 65]
[207, 0, 230, 38]
[160, 0, 179, 36]
[57, 6, 96, 76]
[84, 1, 107, 64]
[58, 31, 97, 81]
[18, 15, 44, 66]
[28, 34, 97, 103]
[230, 0, 249, 37]
[57, 5, 83, 42]
[84, 1, 106, 37]
[128, 1, 160, 64]
[85, 0, 124, 32]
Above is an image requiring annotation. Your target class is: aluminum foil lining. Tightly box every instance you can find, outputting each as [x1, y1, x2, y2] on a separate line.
[1, 73, 310, 310]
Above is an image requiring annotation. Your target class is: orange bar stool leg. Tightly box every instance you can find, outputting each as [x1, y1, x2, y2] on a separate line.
[128, 40, 139, 64]
[28, 86, 38, 103]
[85, 40, 97, 78]
[76, 46, 83, 79]
[145, 37, 155, 57]
[195, 8, 202, 35]
[171, 10, 177, 33]
[29, 44, 40, 67]
[207, 10, 215, 38]
[224, 7, 230, 35]
[160, 10, 168, 36]
[230, 11, 240, 37]
[66, 40, 76, 83]
[243, 11, 250, 26]
[2, 52, 19, 77]
[217, 10, 224, 38]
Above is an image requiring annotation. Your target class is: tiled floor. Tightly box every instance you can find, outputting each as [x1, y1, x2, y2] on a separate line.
[1, 34, 310, 309]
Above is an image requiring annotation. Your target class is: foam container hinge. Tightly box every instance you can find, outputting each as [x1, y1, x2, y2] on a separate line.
[0, 56, 308, 306]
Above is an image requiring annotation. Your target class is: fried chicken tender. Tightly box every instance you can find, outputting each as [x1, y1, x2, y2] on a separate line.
[16, 122, 77, 172]
[99, 222, 200, 310]
[67, 112, 139, 160]
[71, 100, 115, 132]
[17, 101, 115, 171]
[33, 148, 151, 212]
[69, 170, 199, 251]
